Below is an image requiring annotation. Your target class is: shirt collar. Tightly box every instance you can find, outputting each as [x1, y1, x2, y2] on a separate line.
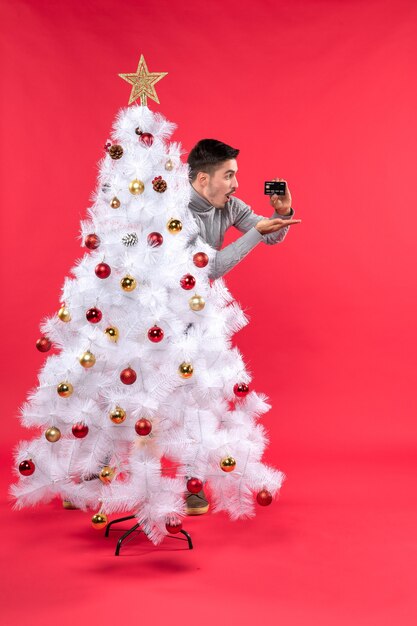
[189, 183, 216, 213]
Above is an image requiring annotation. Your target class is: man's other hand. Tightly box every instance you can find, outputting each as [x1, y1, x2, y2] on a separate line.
[255, 216, 302, 234]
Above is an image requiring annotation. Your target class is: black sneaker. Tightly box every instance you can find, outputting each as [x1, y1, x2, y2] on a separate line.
[185, 488, 209, 515]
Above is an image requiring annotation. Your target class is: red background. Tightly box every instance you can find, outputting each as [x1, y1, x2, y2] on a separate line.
[1, 1, 416, 624]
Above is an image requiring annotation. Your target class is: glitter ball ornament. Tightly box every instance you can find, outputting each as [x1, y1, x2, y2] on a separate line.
[165, 159, 174, 171]
[45, 426, 61, 443]
[120, 275, 137, 292]
[135, 418, 152, 436]
[79, 350, 96, 368]
[139, 132, 154, 147]
[122, 232, 138, 247]
[220, 456, 236, 472]
[105, 326, 119, 342]
[152, 176, 167, 192]
[72, 423, 89, 438]
[147, 232, 163, 247]
[91, 513, 108, 529]
[179, 362, 193, 378]
[58, 305, 71, 322]
[19, 459, 35, 476]
[36, 337, 51, 352]
[108, 144, 123, 159]
[234, 383, 250, 397]
[99, 466, 115, 484]
[86, 307, 102, 324]
[166, 519, 182, 534]
[148, 325, 164, 343]
[95, 262, 111, 279]
[129, 179, 145, 195]
[180, 274, 196, 290]
[189, 294, 205, 311]
[167, 218, 182, 234]
[110, 197, 121, 209]
[84, 233, 100, 250]
[256, 489, 273, 506]
[57, 382, 73, 397]
[110, 406, 126, 424]
[120, 367, 137, 385]
[193, 252, 209, 268]
[187, 477, 203, 494]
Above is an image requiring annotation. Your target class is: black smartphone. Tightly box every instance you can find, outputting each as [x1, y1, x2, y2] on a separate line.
[264, 181, 286, 196]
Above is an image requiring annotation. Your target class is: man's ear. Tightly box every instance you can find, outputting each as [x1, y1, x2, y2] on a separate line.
[196, 171, 208, 188]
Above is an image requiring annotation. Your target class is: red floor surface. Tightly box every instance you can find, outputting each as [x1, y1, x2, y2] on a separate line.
[2, 443, 416, 626]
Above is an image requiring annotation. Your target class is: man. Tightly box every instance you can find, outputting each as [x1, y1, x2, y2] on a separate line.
[184, 139, 302, 514]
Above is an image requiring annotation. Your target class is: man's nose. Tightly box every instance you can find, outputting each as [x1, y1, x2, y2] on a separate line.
[233, 176, 239, 189]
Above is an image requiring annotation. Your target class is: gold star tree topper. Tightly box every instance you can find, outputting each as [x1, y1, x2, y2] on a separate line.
[119, 55, 168, 106]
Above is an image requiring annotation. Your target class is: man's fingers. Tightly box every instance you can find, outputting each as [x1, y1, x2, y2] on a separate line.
[267, 219, 301, 231]
[270, 217, 301, 224]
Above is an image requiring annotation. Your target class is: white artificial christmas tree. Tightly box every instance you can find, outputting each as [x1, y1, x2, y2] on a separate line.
[12, 57, 285, 546]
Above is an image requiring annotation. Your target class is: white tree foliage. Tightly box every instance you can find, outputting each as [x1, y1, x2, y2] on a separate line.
[11, 105, 285, 545]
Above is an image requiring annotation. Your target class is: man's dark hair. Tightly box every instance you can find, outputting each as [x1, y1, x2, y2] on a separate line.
[187, 139, 239, 182]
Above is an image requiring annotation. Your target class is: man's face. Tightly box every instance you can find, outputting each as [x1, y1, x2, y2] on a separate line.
[200, 159, 239, 208]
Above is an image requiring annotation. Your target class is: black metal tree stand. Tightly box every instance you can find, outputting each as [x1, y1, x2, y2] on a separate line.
[105, 514, 193, 555]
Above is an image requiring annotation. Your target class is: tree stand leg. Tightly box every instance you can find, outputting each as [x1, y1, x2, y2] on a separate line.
[104, 515, 193, 555]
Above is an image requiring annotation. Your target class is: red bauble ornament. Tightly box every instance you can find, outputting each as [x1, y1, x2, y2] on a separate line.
[86, 307, 102, 324]
[148, 326, 164, 343]
[139, 132, 154, 147]
[19, 459, 35, 476]
[95, 262, 111, 279]
[234, 383, 250, 397]
[186, 477, 203, 494]
[135, 418, 152, 436]
[166, 519, 182, 534]
[180, 274, 196, 290]
[120, 367, 137, 385]
[84, 233, 100, 250]
[193, 252, 209, 268]
[147, 232, 163, 247]
[72, 423, 89, 438]
[36, 336, 51, 352]
[256, 489, 273, 506]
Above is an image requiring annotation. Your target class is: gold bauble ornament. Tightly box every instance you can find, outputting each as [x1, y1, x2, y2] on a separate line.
[58, 305, 71, 322]
[99, 466, 116, 484]
[189, 294, 205, 311]
[179, 362, 193, 378]
[79, 350, 96, 368]
[45, 426, 61, 442]
[165, 159, 174, 171]
[105, 326, 119, 342]
[91, 513, 108, 529]
[129, 179, 145, 195]
[120, 275, 137, 291]
[220, 456, 237, 472]
[57, 382, 73, 397]
[167, 218, 182, 234]
[109, 406, 126, 424]
[110, 197, 121, 209]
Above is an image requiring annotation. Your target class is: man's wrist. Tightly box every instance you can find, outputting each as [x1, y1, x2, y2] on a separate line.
[276, 207, 294, 218]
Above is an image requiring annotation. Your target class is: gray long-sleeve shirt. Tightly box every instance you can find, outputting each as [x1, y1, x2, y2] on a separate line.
[188, 184, 294, 279]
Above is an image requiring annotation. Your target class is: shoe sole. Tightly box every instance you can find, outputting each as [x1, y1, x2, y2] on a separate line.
[62, 500, 79, 510]
[186, 504, 209, 515]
